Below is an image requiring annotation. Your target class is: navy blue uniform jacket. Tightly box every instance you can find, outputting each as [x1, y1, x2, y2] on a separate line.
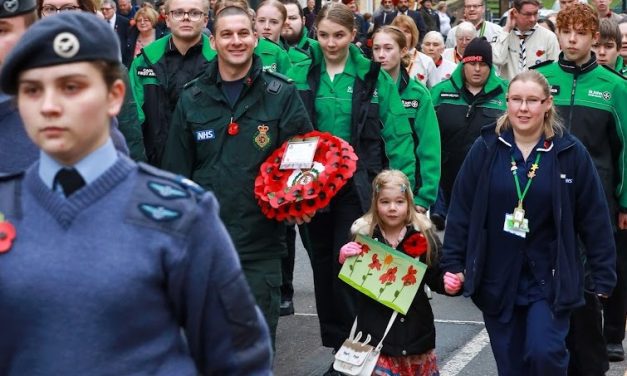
[441, 124, 616, 314]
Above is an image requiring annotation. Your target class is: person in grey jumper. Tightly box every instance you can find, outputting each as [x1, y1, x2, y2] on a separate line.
[0, 12, 272, 375]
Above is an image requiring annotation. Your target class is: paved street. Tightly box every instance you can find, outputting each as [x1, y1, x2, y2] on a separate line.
[274, 230, 627, 376]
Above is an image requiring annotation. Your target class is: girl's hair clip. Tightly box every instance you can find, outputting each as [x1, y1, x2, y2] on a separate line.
[375, 183, 407, 193]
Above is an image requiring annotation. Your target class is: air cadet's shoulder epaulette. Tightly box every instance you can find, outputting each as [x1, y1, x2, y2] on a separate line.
[0, 171, 24, 182]
[137, 162, 205, 196]
[529, 60, 554, 70]
[126, 163, 207, 235]
[601, 65, 627, 80]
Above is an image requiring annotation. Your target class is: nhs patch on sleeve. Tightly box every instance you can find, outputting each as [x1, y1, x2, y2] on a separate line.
[194, 129, 215, 142]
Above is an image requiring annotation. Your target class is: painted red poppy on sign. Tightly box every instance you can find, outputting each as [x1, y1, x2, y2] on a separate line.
[401, 265, 418, 286]
[368, 253, 382, 270]
[379, 266, 398, 284]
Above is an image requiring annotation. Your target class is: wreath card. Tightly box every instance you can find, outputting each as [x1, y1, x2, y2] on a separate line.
[338, 234, 427, 315]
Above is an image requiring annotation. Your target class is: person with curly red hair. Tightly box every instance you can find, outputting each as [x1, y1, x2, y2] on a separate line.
[533, 2, 627, 372]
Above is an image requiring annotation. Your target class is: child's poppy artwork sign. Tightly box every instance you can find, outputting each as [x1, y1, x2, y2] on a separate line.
[338, 234, 427, 315]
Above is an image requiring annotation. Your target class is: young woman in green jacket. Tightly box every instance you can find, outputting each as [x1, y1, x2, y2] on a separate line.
[372, 25, 441, 213]
[294, 4, 417, 365]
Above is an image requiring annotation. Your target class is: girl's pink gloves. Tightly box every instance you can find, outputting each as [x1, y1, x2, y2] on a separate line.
[339, 242, 362, 264]
[444, 272, 464, 294]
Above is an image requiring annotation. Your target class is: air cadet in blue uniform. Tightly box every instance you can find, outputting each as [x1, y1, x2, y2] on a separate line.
[0, 12, 272, 375]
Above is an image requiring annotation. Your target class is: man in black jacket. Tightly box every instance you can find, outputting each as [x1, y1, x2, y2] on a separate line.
[101, 0, 130, 60]
[374, 0, 427, 43]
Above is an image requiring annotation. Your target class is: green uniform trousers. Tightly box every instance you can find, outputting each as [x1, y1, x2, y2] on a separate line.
[241, 257, 282, 350]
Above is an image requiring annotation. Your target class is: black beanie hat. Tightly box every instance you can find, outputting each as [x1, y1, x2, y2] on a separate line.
[462, 37, 492, 68]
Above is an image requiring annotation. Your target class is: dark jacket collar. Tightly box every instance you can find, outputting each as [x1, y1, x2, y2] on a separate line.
[399, 67, 410, 93]
[557, 51, 598, 75]
[204, 54, 263, 87]
[479, 123, 576, 154]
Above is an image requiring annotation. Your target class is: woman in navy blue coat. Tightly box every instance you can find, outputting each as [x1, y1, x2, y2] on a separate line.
[440, 70, 616, 376]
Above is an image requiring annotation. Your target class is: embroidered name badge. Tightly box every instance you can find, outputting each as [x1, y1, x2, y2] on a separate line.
[550, 85, 560, 95]
[254, 124, 271, 150]
[137, 68, 156, 77]
[138, 204, 181, 222]
[560, 174, 573, 184]
[587, 89, 611, 101]
[147, 181, 189, 200]
[194, 129, 215, 142]
[440, 92, 460, 99]
[401, 99, 419, 109]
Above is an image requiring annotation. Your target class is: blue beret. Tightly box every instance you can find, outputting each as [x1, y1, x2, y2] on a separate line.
[0, 12, 121, 94]
[0, 0, 36, 18]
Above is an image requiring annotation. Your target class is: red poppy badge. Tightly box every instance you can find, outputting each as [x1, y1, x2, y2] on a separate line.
[402, 232, 428, 258]
[0, 213, 16, 253]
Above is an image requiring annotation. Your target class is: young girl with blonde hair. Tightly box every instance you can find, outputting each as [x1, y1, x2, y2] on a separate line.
[340, 170, 462, 376]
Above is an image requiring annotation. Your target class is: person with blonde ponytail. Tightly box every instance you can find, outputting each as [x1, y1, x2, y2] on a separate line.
[390, 14, 438, 87]
[339, 170, 462, 376]
[441, 70, 616, 375]
[372, 25, 440, 214]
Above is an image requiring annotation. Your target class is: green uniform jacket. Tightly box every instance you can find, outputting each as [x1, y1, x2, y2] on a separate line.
[117, 65, 147, 162]
[534, 53, 627, 213]
[615, 56, 627, 77]
[162, 56, 313, 261]
[398, 68, 441, 208]
[430, 64, 508, 196]
[129, 34, 216, 166]
[294, 43, 416, 211]
[285, 29, 318, 82]
[255, 38, 292, 74]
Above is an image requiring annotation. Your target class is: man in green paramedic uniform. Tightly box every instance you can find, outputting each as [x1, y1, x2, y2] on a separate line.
[161, 5, 313, 347]
[129, 0, 216, 167]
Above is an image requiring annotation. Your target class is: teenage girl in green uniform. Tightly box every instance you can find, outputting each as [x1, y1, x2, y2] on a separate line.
[253, 0, 291, 73]
[372, 25, 441, 214]
[296, 3, 417, 363]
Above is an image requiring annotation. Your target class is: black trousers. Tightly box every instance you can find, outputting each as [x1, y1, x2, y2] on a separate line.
[602, 230, 627, 344]
[566, 291, 608, 376]
[280, 225, 296, 302]
[300, 186, 363, 350]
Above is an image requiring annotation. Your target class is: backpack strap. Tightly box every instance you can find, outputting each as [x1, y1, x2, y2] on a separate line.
[374, 311, 398, 352]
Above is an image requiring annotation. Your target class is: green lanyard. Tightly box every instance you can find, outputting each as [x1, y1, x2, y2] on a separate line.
[511, 152, 542, 208]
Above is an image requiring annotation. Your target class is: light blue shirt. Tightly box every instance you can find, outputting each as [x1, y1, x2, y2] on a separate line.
[39, 138, 119, 191]
[0, 92, 11, 104]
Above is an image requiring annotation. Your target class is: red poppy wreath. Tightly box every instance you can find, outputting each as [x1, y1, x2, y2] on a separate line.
[254, 131, 358, 221]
